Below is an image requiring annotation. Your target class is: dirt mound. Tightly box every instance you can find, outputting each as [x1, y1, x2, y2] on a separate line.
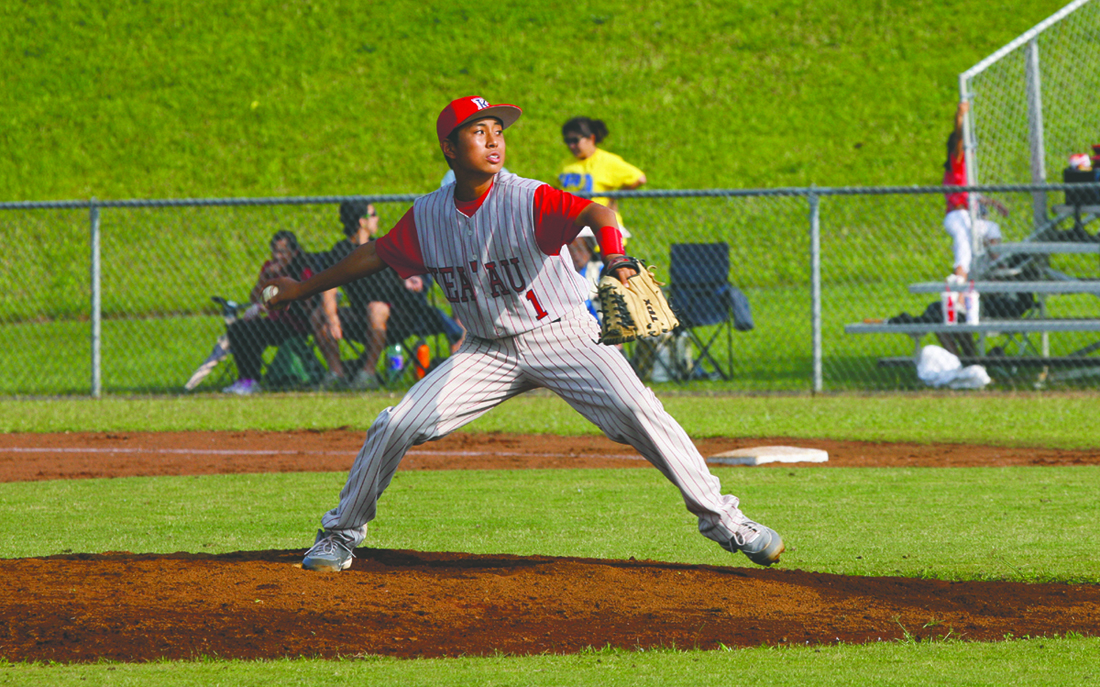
[4, 549, 1098, 662]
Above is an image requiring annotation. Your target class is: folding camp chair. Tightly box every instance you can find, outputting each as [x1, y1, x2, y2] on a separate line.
[667, 242, 753, 381]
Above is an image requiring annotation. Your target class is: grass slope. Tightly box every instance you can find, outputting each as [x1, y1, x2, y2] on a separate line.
[1, 0, 1068, 201]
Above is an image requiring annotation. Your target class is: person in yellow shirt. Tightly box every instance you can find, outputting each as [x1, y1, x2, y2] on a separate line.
[558, 116, 647, 231]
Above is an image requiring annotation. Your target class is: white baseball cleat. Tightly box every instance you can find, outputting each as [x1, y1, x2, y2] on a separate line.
[723, 519, 785, 566]
[301, 529, 355, 572]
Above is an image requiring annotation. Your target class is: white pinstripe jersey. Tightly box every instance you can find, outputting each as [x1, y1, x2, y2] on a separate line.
[412, 173, 589, 339]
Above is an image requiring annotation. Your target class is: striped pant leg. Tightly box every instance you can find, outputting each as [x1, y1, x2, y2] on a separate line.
[519, 312, 746, 545]
[320, 335, 531, 543]
[943, 209, 972, 273]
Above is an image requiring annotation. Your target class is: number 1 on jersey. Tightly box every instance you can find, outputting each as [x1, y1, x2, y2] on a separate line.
[525, 289, 549, 320]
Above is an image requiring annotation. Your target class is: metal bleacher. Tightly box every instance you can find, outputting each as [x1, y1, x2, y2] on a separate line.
[845, 196, 1100, 383]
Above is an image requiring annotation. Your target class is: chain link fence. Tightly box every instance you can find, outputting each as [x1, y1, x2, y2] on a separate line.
[3, 184, 1098, 397]
[961, 0, 1100, 227]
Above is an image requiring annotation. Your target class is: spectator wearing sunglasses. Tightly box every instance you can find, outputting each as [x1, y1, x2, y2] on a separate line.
[558, 116, 646, 234]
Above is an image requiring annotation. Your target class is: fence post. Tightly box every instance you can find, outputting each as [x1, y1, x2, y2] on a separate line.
[809, 189, 822, 393]
[90, 199, 101, 398]
[958, 74, 981, 264]
[1025, 37, 1047, 232]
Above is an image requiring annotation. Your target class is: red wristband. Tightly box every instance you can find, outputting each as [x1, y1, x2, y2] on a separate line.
[596, 226, 624, 256]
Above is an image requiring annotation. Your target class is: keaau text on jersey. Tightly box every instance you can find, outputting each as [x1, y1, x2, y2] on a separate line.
[428, 257, 527, 303]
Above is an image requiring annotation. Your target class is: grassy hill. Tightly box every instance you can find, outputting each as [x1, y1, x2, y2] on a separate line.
[0, 0, 1069, 201]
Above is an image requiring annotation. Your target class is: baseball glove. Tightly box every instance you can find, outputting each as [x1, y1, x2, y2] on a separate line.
[596, 257, 679, 345]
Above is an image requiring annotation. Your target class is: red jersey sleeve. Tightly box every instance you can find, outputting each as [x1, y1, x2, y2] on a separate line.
[533, 184, 593, 256]
[374, 208, 427, 279]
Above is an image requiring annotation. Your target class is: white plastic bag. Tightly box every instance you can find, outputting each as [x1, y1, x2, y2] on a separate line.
[916, 345, 991, 390]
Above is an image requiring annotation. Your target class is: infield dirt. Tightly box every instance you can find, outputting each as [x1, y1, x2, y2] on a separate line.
[2, 430, 1098, 662]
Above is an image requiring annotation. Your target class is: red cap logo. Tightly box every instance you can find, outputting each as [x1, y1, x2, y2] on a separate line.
[436, 96, 522, 145]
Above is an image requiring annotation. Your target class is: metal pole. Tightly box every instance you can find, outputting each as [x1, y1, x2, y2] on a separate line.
[1026, 37, 1047, 231]
[1024, 37, 1052, 363]
[90, 199, 101, 398]
[809, 191, 822, 393]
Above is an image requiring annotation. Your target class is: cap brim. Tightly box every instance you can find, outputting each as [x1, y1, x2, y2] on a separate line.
[457, 104, 522, 132]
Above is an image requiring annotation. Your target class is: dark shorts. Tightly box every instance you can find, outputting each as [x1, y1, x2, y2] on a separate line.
[337, 304, 462, 346]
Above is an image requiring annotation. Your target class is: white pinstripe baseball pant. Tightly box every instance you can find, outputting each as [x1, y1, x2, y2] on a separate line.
[320, 305, 747, 549]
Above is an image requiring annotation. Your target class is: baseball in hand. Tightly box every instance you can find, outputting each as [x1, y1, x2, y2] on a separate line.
[261, 285, 279, 304]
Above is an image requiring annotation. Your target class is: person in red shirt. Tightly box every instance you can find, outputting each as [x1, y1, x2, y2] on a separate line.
[943, 101, 1008, 280]
[265, 96, 784, 573]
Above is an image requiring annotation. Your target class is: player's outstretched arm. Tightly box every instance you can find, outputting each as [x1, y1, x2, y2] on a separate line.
[264, 240, 387, 309]
[950, 101, 969, 160]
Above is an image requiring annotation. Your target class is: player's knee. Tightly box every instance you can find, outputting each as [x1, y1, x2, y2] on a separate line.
[382, 399, 440, 445]
[604, 391, 656, 427]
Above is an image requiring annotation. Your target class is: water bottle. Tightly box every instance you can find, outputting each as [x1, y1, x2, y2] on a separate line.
[964, 281, 980, 325]
[941, 278, 958, 325]
[384, 343, 405, 384]
[414, 340, 431, 380]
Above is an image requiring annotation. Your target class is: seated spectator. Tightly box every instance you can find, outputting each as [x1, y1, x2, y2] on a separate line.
[222, 230, 315, 395]
[312, 201, 463, 389]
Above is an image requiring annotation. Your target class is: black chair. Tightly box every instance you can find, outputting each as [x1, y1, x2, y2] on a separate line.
[667, 242, 753, 381]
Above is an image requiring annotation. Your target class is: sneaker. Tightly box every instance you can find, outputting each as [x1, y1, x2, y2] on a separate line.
[301, 529, 355, 572]
[722, 519, 784, 566]
[221, 378, 261, 395]
[347, 369, 381, 391]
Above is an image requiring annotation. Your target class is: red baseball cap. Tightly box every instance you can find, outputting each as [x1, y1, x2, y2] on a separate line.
[436, 96, 522, 144]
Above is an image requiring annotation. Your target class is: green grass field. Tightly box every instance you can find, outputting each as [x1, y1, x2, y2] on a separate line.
[4, 0, 1098, 682]
[5, 0, 1097, 396]
[4, 465, 1098, 581]
[3, 393, 1099, 682]
[7, 638, 1098, 687]
[0, 1, 1069, 202]
[4, 392, 1099, 449]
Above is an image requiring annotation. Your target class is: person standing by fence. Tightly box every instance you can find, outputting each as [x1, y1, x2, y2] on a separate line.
[942, 101, 1007, 281]
[558, 116, 646, 237]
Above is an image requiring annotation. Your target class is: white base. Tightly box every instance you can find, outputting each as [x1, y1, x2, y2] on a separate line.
[707, 445, 829, 466]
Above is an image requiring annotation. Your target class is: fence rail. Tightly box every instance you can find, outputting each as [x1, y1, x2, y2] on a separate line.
[2, 183, 1099, 397]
